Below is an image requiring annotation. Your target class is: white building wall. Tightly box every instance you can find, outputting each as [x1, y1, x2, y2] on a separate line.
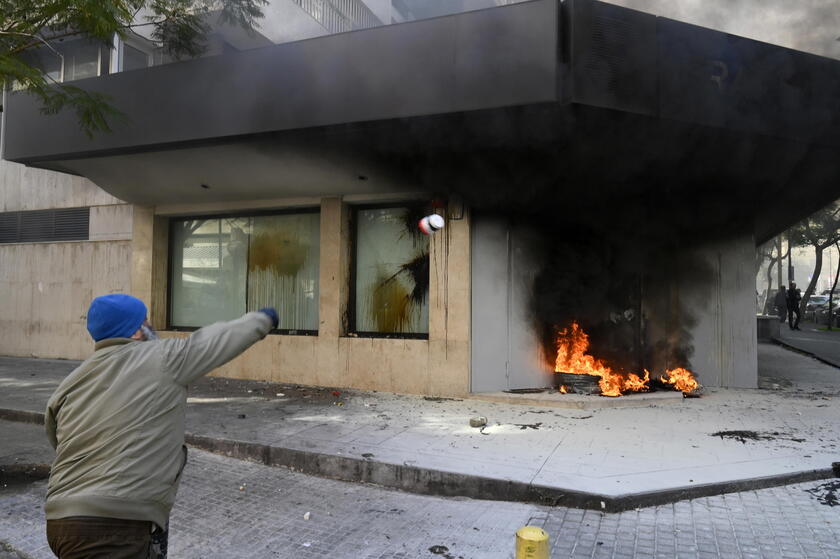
[0, 160, 133, 360]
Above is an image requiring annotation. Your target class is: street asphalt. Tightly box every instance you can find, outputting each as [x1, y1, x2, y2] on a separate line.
[1, 420, 839, 559]
[777, 320, 840, 368]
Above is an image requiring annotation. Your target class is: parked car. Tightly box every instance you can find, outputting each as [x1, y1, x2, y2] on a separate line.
[815, 300, 840, 326]
[805, 295, 830, 320]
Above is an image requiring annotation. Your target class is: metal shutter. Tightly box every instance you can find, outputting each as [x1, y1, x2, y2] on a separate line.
[0, 212, 19, 243]
[53, 207, 90, 241]
[0, 208, 90, 243]
[18, 210, 54, 242]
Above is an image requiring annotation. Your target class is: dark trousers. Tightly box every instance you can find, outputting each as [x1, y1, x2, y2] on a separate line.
[788, 307, 801, 329]
[47, 516, 167, 559]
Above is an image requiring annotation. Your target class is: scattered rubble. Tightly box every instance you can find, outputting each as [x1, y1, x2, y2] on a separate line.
[805, 481, 840, 507]
[428, 545, 459, 558]
[469, 417, 487, 428]
[710, 430, 805, 444]
[513, 422, 542, 430]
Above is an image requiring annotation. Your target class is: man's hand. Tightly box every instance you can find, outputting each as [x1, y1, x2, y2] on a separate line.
[259, 308, 279, 329]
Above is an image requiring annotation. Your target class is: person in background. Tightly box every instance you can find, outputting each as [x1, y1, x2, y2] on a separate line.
[774, 285, 788, 323]
[787, 282, 802, 330]
[44, 294, 278, 558]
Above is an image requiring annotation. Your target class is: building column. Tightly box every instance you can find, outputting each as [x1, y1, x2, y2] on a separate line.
[131, 206, 168, 327]
[645, 231, 758, 389]
[318, 197, 350, 339]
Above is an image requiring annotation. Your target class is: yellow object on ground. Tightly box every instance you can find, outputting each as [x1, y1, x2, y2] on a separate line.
[515, 526, 549, 559]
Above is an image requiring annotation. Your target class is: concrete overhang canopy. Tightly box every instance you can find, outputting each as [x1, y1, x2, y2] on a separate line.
[5, 0, 840, 240]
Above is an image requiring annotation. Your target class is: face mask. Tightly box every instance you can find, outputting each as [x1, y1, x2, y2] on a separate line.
[140, 324, 159, 341]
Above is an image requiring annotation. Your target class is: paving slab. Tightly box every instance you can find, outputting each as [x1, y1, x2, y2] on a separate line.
[0, 343, 838, 511]
[3, 442, 840, 559]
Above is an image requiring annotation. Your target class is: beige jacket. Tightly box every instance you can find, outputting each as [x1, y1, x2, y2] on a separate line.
[44, 312, 273, 528]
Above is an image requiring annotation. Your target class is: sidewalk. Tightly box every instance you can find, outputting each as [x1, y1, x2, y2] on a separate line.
[777, 320, 840, 368]
[1, 343, 838, 511]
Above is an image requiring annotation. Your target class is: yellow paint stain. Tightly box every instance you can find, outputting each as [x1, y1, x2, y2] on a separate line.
[369, 276, 413, 333]
[248, 232, 307, 278]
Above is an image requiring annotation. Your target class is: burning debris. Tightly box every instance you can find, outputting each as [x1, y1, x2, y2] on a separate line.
[659, 367, 700, 394]
[553, 321, 700, 397]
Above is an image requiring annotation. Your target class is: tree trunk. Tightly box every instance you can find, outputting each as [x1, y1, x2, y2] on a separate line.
[800, 245, 823, 317]
[764, 256, 777, 314]
[829, 243, 840, 331]
[777, 236, 783, 288]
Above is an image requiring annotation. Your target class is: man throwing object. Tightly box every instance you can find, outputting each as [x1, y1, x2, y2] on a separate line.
[44, 294, 278, 558]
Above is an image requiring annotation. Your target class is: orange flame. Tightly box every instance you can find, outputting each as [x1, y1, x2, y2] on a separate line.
[559, 385, 569, 394]
[660, 367, 701, 394]
[554, 322, 650, 397]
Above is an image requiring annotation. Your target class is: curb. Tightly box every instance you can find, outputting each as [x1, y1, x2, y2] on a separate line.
[771, 338, 840, 369]
[5, 408, 837, 512]
[0, 409, 45, 425]
[183, 433, 838, 512]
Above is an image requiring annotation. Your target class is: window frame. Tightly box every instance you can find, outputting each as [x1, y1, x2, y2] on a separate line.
[166, 207, 321, 336]
[348, 202, 430, 340]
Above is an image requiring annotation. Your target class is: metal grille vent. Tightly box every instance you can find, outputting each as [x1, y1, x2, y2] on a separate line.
[583, 15, 633, 96]
[569, 0, 658, 115]
[293, 0, 381, 34]
[0, 208, 89, 244]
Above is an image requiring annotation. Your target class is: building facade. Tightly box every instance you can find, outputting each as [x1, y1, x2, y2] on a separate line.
[4, 0, 840, 395]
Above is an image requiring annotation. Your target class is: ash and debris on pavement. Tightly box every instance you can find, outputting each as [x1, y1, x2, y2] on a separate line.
[805, 480, 840, 507]
[710, 430, 806, 444]
[428, 545, 462, 559]
[512, 422, 543, 430]
[195, 377, 348, 404]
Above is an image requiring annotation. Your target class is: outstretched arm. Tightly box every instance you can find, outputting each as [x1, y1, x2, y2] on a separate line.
[162, 311, 276, 386]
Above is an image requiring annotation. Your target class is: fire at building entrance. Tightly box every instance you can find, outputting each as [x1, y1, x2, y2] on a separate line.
[470, 216, 709, 396]
[553, 321, 700, 397]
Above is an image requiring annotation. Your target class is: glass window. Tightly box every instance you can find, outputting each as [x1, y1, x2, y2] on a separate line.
[19, 47, 63, 83]
[122, 43, 149, 71]
[247, 213, 320, 331]
[170, 212, 319, 331]
[63, 40, 100, 81]
[353, 206, 429, 335]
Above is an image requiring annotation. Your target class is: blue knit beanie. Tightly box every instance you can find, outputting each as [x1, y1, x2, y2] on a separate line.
[86, 294, 148, 342]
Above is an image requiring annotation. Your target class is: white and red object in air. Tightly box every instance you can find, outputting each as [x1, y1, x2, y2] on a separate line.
[418, 214, 445, 235]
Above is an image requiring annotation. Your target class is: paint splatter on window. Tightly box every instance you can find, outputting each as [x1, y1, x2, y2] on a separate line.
[354, 207, 429, 334]
[170, 212, 319, 331]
